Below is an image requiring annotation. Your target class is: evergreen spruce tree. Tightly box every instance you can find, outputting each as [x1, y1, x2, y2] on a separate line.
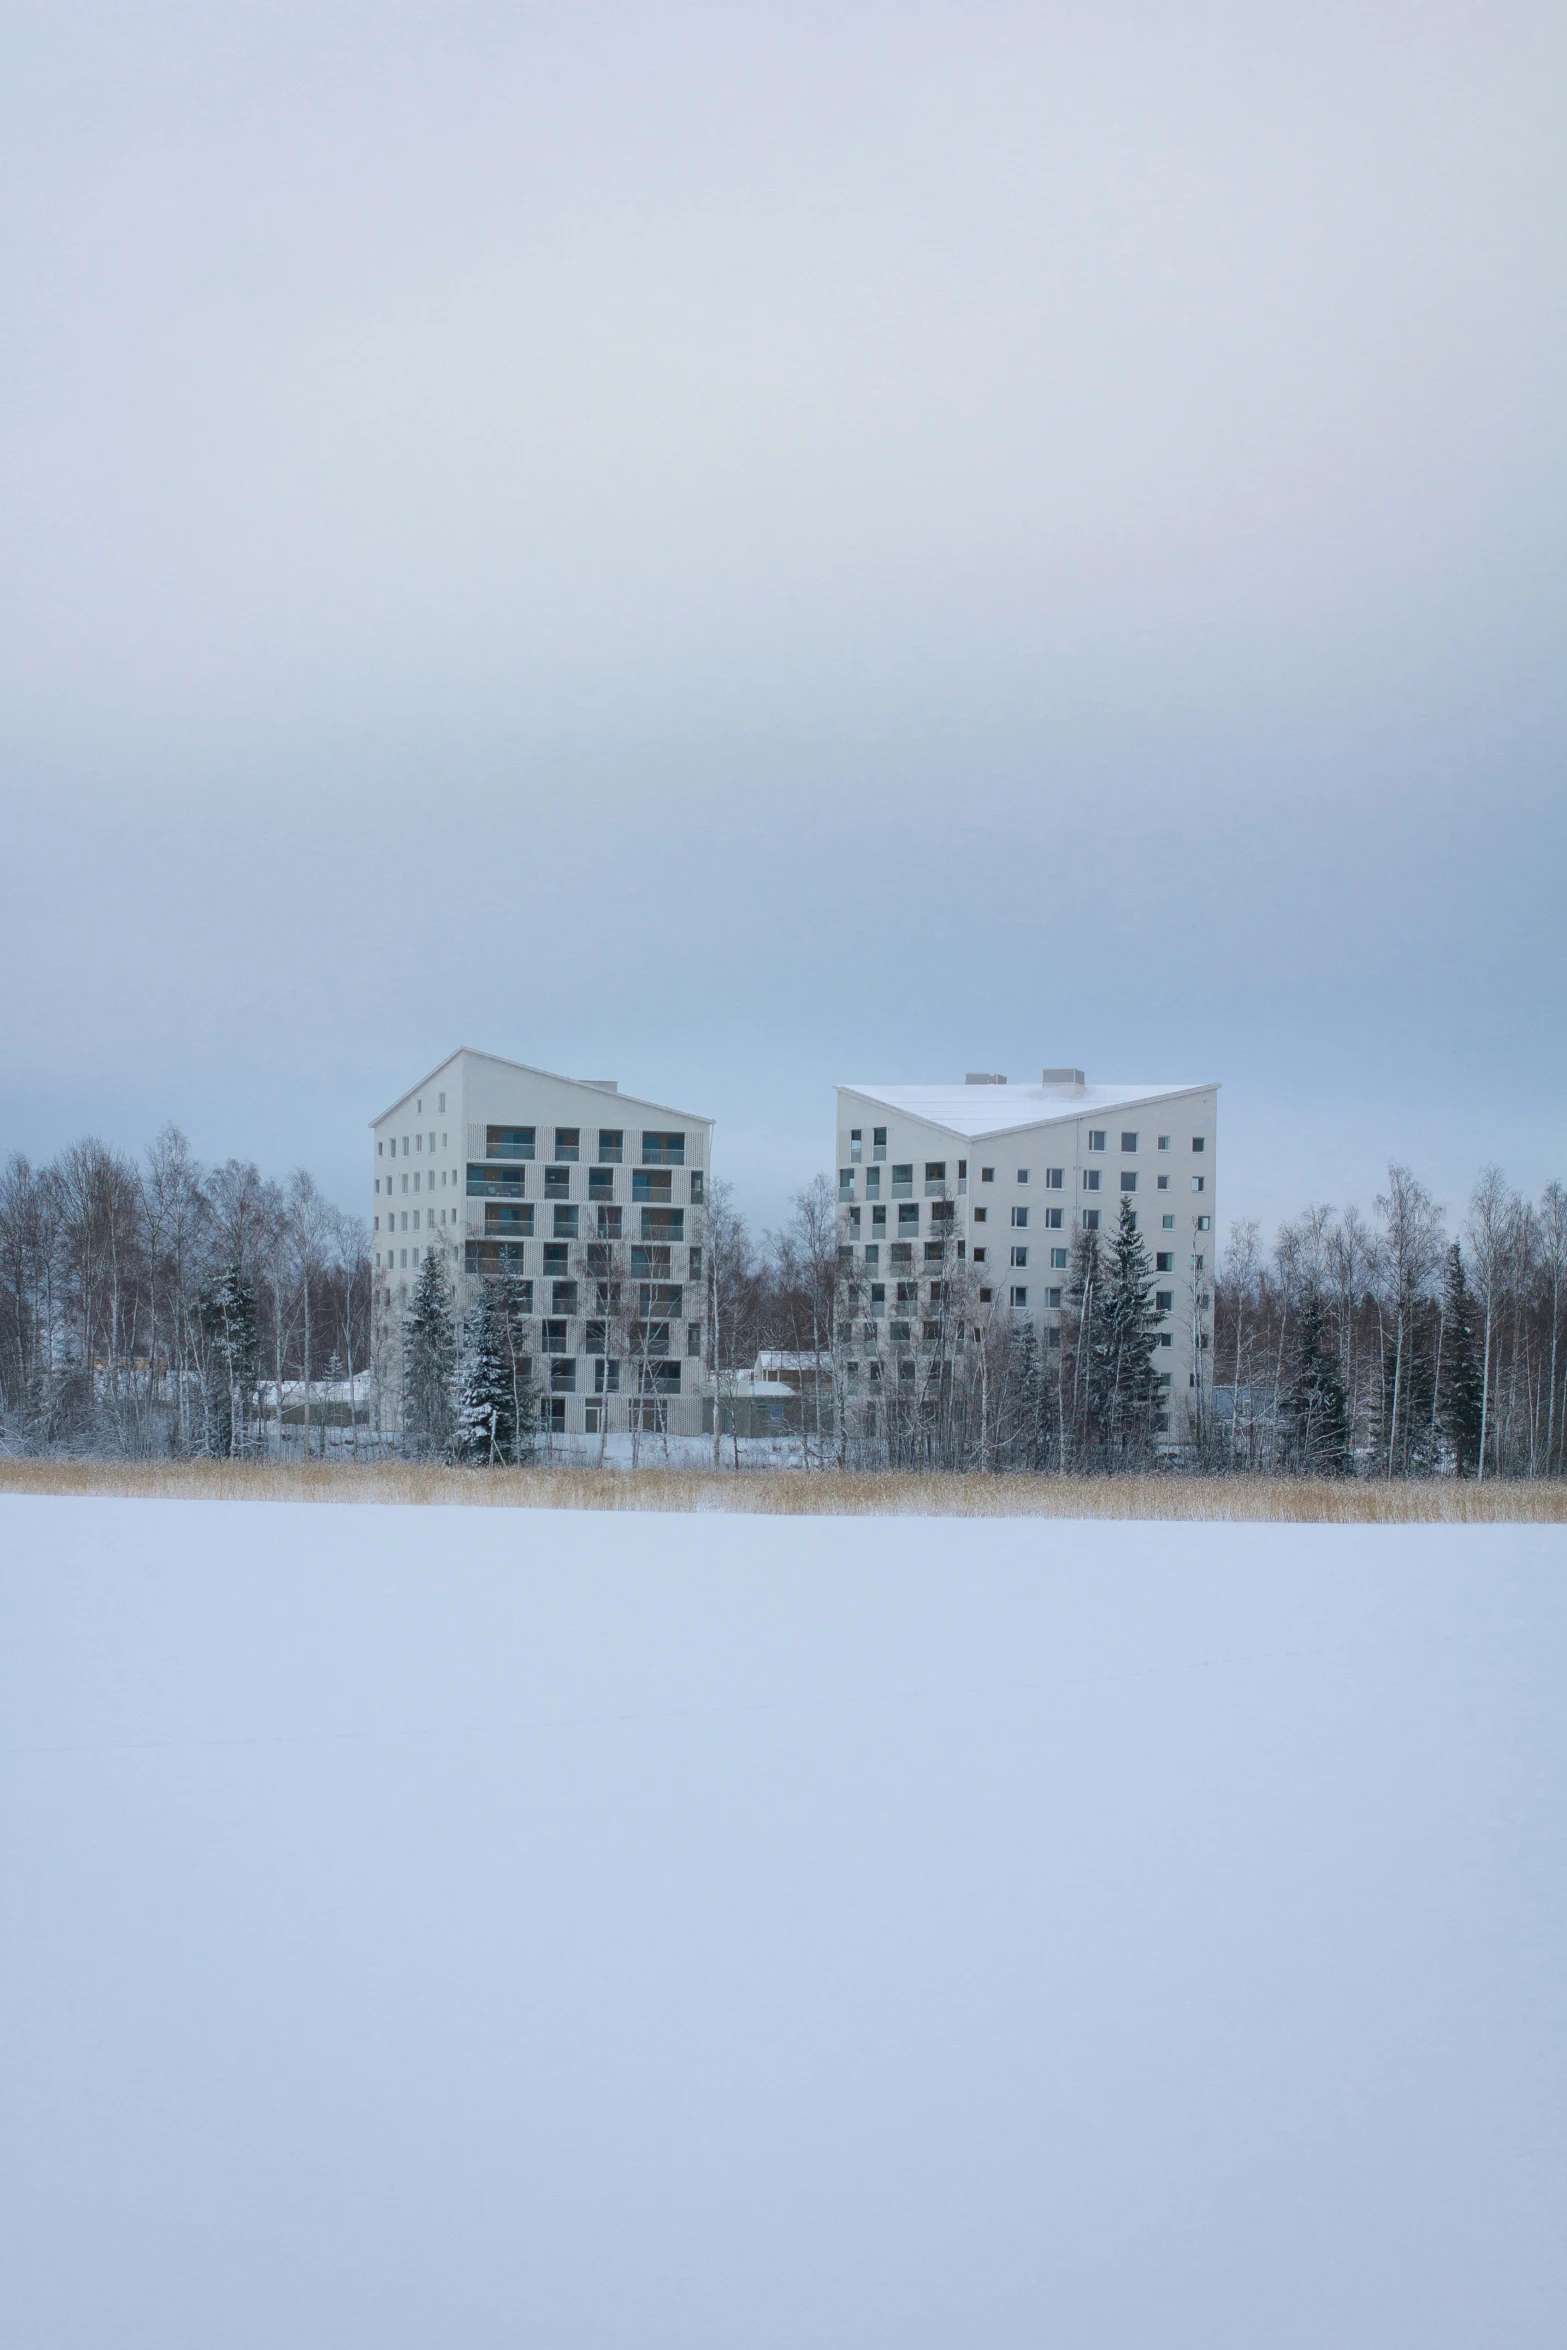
[495, 1271, 537, 1463]
[1007, 1321, 1041, 1471]
[1100, 1200, 1161, 1464]
[1283, 1287, 1349, 1474]
[402, 1247, 457, 1458]
[1436, 1242, 1484, 1476]
[455, 1280, 512, 1464]
[1063, 1224, 1108, 1467]
[199, 1258, 259, 1458]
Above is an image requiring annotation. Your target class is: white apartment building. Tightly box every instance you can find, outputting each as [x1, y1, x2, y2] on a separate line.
[834, 1067, 1219, 1439]
[372, 1049, 713, 1437]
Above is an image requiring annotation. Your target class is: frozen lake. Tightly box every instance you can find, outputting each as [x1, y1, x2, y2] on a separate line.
[1, 1498, 1563, 2349]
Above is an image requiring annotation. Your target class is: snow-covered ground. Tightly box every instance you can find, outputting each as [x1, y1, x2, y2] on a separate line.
[1, 1500, 1563, 2350]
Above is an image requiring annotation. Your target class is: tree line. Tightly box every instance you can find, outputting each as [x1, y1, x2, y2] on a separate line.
[4, 1126, 1563, 1480]
[1215, 1167, 1567, 1481]
[0, 1130, 372, 1456]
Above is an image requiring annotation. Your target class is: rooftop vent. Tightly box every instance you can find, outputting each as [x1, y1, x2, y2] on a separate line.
[965, 1072, 1007, 1085]
[576, 1079, 618, 1092]
[1040, 1066, 1086, 1096]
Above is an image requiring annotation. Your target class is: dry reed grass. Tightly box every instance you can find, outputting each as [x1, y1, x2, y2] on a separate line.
[0, 1458, 1563, 1521]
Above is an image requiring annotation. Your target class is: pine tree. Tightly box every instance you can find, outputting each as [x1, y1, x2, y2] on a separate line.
[455, 1275, 536, 1465]
[1283, 1287, 1349, 1474]
[199, 1258, 259, 1458]
[403, 1247, 456, 1458]
[1436, 1242, 1484, 1476]
[1063, 1224, 1107, 1466]
[1100, 1200, 1161, 1464]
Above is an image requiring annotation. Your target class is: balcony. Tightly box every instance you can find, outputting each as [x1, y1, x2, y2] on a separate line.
[467, 1165, 523, 1199]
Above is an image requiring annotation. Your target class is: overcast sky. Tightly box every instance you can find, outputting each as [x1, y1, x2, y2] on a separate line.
[2, 1, 1563, 1234]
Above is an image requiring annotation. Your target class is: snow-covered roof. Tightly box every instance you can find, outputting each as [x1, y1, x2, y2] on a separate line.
[837, 1078, 1215, 1141]
[371, 1047, 713, 1131]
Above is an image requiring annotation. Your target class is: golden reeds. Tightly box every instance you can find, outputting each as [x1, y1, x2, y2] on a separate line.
[0, 1458, 1562, 1521]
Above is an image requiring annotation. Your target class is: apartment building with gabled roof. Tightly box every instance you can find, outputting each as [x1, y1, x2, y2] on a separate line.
[372, 1048, 713, 1438]
[834, 1066, 1219, 1443]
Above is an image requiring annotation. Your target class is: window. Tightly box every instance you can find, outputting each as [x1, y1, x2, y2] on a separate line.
[631, 1246, 670, 1279]
[552, 1280, 579, 1315]
[438, 1093, 445, 1113]
[545, 1165, 571, 1199]
[924, 1161, 946, 1193]
[1157, 1134, 1170, 1151]
[1192, 1135, 1206, 1152]
[465, 1242, 523, 1274]
[1121, 1171, 1137, 1192]
[870, 1283, 887, 1308]
[890, 1320, 912, 1343]
[981, 1166, 994, 1183]
[401, 1174, 408, 1193]
[550, 1358, 576, 1392]
[848, 1206, 861, 1230]
[597, 1129, 623, 1163]
[973, 1206, 987, 1223]
[1156, 1289, 1174, 1311]
[849, 1128, 862, 1161]
[553, 1127, 580, 1162]
[898, 1202, 919, 1227]
[639, 1283, 683, 1319]
[871, 1204, 886, 1230]
[1082, 1169, 1100, 1191]
[1083, 1209, 1100, 1230]
[1010, 1246, 1028, 1267]
[1162, 1214, 1175, 1230]
[1051, 1247, 1068, 1269]
[688, 1245, 703, 1278]
[485, 1203, 532, 1236]
[929, 1199, 954, 1223]
[922, 1321, 941, 1342]
[1007, 1204, 1028, 1230]
[589, 1166, 614, 1200]
[1016, 1168, 1029, 1184]
[542, 1318, 569, 1352]
[468, 1163, 523, 1198]
[1158, 1332, 1173, 1349]
[641, 1131, 685, 1165]
[640, 1208, 684, 1240]
[864, 1166, 881, 1198]
[1088, 1130, 1106, 1151]
[972, 1247, 987, 1265]
[1196, 1214, 1211, 1231]
[543, 1243, 568, 1276]
[594, 1358, 620, 1394]
[890, 1242, 913, 1266]
[978, 1287, 993, 1303]
[1010, 1286, 1028, 1307]
[891, 1163, 913, 1197]
[597, 1205, 623, 1239]
[1192, 1175, 1206, 1192]
[1157, 1174, 1169, 1191]
[1121, 1132, 1138, 1153]
[896, 1282, 918, 1305]
[553, 1205, 580, 1238]
[873, 1127, 887, 1159]
[1046, 1326, 1062, 1349]
[1045, 1168, 1063, 1189]
[863, 1243, 879, 1269]
[839, 1169, 855, 1198]
[484, 1123, 535, 1162]
[377, 1141, 383, 1157]
[688, 1321, 702, 1356]
[1046, 1287, 1063, 1308]
[411, 1209, 420, 1228]
[1044, 1207, 1063, 1229]
[634, 1169, 673, 1203]
[415, 1134, 421, 1153]
[1156, 1252, 1174, 1272]
[922, 1240, 943, 1263]
[690, 1171, 704, 1204]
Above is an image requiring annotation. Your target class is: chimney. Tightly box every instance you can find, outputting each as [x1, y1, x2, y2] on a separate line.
[965, 1072, 1007, 1085]
[1040, 1067, 1086, 1097]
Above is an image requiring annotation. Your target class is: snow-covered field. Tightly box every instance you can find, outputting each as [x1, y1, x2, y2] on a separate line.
[1, 1501, 1563, 2350]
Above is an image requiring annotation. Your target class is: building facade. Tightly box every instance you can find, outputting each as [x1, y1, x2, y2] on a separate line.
[372, 1049, 713, 1437]
[834, 1068, 1219, 1442]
